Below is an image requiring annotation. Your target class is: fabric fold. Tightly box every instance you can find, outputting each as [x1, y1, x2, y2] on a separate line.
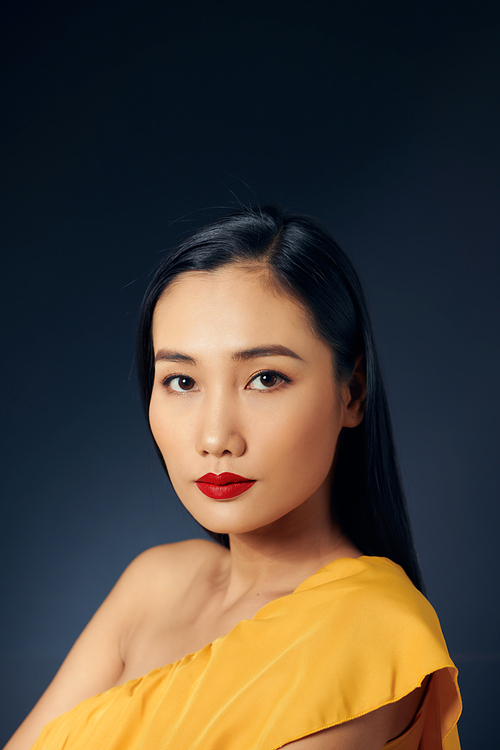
[31, 556, 461, 750]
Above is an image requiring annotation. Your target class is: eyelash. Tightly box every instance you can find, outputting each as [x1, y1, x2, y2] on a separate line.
[161, 369, 292, 393]
[248, 369, 292, 391]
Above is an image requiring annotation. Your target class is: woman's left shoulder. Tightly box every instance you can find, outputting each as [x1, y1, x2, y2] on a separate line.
[335, 555, 432, 612]
[304, 555, 448, 652]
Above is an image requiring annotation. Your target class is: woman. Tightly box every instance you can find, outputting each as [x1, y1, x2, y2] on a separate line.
[5, 205, 461, 749]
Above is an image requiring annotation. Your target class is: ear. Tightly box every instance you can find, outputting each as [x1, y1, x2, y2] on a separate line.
[342, 355, 366, 428]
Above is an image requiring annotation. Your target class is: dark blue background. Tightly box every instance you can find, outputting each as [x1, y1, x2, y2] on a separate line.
[1, 1, 499, 745]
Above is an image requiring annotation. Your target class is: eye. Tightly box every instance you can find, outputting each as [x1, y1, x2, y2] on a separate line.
[164, 375, 198, 392]
[247, 370, 291, 391]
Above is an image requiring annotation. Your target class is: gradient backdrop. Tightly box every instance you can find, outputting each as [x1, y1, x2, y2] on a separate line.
[1, 1, 499, 745]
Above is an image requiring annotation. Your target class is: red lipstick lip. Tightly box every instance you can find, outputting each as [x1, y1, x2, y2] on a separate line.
[196, 472, 254, 486]
[195, 473, 256, 500]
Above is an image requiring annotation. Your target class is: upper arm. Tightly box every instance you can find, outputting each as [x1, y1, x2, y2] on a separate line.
[283, 685, 425, 750]
[3, 543, 187, 750]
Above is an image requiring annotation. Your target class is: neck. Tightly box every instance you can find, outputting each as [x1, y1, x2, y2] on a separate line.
[220, 495, 360, 604]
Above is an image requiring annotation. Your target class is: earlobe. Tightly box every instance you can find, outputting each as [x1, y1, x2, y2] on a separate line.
[344, 356, 366, 428]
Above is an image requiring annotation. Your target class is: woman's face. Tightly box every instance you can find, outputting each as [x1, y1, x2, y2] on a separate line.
[149, 264, 358, 537]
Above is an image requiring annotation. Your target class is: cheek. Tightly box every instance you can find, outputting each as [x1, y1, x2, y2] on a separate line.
[148, 393, 164, 448]
[149, 393, 184, 462]
[149, 395, 202, 492]
[263, 390, 342, 489]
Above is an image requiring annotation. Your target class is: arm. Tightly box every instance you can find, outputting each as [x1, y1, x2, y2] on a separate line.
[284, 684, 425, 750]
[3, 543, 192, 750]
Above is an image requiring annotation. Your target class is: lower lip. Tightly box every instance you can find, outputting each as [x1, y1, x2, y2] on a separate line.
[195, 481, 256, 500]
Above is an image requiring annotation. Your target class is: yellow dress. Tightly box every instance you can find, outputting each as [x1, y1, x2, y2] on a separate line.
[31, 556, 461, 749]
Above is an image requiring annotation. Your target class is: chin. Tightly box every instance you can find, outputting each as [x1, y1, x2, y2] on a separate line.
[199, 508, 305, 538]
[176, 483, 319, 537]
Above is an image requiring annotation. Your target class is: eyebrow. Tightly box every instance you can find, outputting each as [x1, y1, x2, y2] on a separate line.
[154, 345, 304, 365]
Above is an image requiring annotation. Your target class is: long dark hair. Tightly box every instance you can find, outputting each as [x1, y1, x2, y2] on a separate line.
[137, 205, 424, 592]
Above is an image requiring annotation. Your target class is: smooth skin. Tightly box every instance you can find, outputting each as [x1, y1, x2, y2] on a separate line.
[5, 264, 424, 750]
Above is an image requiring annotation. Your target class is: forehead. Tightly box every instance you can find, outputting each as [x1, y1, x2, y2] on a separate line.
[151, 265, 321, 354]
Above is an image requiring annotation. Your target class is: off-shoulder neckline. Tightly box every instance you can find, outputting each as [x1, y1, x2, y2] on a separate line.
[114, 555, 400, 689]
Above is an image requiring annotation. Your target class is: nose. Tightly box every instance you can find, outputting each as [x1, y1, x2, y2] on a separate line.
[195, 392, 246, 458]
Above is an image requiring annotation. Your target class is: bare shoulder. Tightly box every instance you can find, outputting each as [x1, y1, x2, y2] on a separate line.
[117, 537, 228, 639]
[131, 537, 225, 569]
[122, 538, 226, 596]
[3, 539, 223, 750]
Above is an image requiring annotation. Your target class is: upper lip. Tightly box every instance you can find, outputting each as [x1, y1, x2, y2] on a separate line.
[196, 473, 255, 485]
